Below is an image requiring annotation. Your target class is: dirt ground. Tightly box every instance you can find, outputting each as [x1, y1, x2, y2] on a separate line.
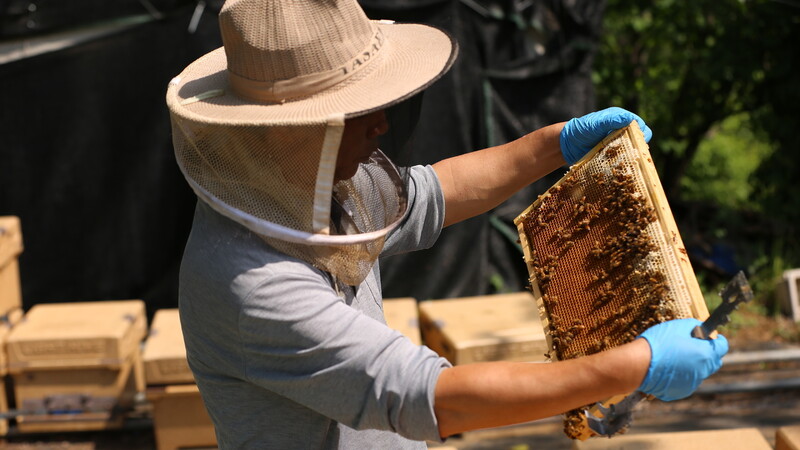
[721, 306, 800, 351]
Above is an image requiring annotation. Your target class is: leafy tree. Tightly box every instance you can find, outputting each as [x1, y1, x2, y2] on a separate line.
[596, 0, 800, 300]
[595, 0, 797, 199]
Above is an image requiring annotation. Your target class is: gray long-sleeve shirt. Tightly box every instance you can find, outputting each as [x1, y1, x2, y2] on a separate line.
[179, 165, 452, 449]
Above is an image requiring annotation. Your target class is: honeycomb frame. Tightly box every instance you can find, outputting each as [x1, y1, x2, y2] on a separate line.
[513, 122, 709, 439]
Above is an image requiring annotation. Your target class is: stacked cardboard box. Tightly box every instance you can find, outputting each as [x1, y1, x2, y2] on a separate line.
[0, 316, 17, 435]
[418, 292, 548, 365]
[143, 309, 216, 450]
[5, 300, 147, 432]
[777, 425, 800, 450]
[572, 427, 771, 449]
[0, 216, 23, 317]
[383, 297, 422, 346]
[0, 216, 25, 435]
[779, 268, 800, 322]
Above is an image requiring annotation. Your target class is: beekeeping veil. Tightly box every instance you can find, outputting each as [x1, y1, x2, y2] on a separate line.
[166, 0, 457, 286]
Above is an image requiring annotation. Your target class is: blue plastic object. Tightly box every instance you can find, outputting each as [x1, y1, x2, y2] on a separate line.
[637, 318, 729, 401]
[559, 107, 653, 165]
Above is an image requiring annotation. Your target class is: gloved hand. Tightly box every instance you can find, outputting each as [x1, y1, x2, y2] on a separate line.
[637, 318, 728, 401]
[559, 107, 653, 165]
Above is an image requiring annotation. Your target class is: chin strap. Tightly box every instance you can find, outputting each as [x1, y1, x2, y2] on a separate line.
[312, 113, 346, 234]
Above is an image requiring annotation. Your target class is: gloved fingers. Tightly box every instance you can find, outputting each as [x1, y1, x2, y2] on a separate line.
[628, 112, 652, 143]
[659, 317, 702, 335]
[637, 318, 723, 401]
[598, 107, 653, 143]
[660, 372, 700, 402]
[639, 119, 653, 143]
[712, 333, 729, 358]
[596, 107, 636, 128]
[709, 334, 729, 373]
[559, 107, 652, 165]
[677, 317, 703, 329]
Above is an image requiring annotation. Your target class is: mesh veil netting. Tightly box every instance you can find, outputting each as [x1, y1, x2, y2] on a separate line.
[170, 113, 409, 286]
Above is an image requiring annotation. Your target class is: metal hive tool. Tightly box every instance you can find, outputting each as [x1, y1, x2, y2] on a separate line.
[513, 122, 709, 440]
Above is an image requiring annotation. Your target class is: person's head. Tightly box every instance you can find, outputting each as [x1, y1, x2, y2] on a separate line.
[167, 0, 457, 284]
[335, 110, 389, 183]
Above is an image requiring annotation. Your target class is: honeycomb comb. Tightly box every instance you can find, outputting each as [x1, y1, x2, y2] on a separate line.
[513, 122, 709, 439]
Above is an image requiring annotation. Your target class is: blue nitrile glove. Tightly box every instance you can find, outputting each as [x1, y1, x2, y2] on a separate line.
[559, 107, 654, 165]
[637, 318, 728, 402]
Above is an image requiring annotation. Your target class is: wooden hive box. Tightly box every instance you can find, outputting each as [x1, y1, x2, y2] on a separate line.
[143, 309, 193, 386]
[572, 427, 771, 449]
[0, 216, 23, 319]
[5, 300, 147, 433]
[383, 297, 422, 346]
[777, 424, 800, 450]
[0, 308, 23, 436]
[778, 268, 800, 322]
[143, 308, 216, 450]
[0, 216, 24, 436]
[418, 292, 547, 365]
[514, 123, 709, 439]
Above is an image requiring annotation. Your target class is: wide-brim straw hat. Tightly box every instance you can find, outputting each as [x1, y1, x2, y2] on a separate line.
[166, 0, 457, 286]
[167, 0, 458, 125]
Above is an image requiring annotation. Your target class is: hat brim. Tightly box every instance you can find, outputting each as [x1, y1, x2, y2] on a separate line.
[166, 22, 458, 125]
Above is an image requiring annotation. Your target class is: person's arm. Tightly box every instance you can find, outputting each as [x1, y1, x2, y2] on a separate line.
[434, 337, 650, 437]
[432, 107, 653, 227]
[432, 123, 565, 227]
[433, 318, 728, 438]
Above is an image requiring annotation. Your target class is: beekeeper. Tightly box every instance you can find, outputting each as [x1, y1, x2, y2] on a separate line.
[166, 0, 728, 448]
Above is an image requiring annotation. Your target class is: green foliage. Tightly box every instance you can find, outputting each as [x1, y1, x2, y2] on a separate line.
[596, 0, 799, 201]
[747, 237, 797, 316]
[597, 0, 800, 321]
[681, 113, 774, 210]
[488, 272, 512, 294]
[700, 273, 764, 338]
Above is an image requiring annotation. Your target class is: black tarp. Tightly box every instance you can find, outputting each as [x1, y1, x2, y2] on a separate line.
[0, 0, 604, 316]
[0, 3, 223, 316]
[0, 0, 191, 37]
[365, 0, 605, 300]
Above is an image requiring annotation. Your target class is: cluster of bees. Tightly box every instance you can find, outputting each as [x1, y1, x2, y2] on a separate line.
[564, 412, 587, 439]
[518, 146, 679, 439]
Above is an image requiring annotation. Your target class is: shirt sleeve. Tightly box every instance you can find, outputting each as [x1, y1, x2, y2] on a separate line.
[382, 164, 446, 257]
[237, 262, 450, 442]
